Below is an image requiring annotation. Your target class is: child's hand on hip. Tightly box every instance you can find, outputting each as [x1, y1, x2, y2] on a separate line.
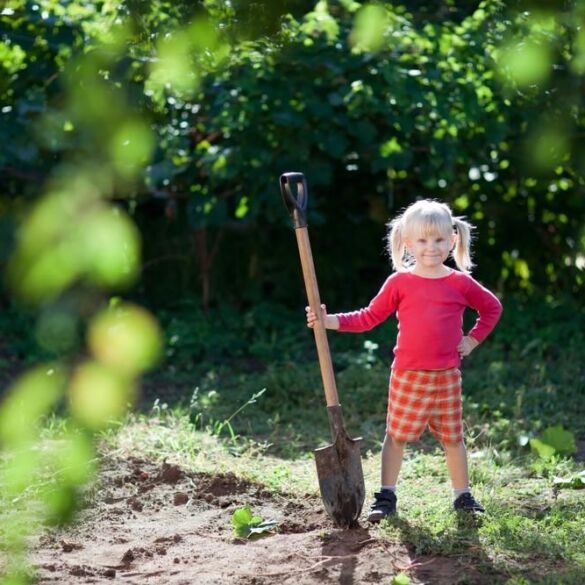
[458, 335, 479, 358]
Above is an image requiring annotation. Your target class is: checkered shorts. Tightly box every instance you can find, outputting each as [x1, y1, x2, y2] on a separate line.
[386, 368, 463, 444]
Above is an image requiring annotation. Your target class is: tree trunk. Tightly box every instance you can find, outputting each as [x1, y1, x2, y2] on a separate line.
[192, 226, 224, 312]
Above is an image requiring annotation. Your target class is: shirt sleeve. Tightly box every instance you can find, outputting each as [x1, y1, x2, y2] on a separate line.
[463, 276, 503, 343]
[333, 275, 399, 333]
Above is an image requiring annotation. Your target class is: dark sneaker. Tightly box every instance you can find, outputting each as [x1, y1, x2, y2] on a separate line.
[454, 492, 485, 513]
[367, 489, 397, 523]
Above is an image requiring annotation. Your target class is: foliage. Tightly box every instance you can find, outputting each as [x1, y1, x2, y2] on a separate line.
[2, 292, 584, 458]
[2, 1, 585, 311]
[0, 1, 187, 581]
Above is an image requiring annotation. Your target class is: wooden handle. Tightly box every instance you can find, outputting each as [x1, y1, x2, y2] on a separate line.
[294, 227, 339, 408]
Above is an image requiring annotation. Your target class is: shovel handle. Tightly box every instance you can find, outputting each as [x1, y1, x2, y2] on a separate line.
[280, 172, 340, 408]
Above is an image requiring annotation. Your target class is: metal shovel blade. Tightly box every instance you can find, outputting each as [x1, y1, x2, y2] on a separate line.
[314, 405, 365, 528]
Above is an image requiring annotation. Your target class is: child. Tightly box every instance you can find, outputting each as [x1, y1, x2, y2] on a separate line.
[306, 199, 502, 522]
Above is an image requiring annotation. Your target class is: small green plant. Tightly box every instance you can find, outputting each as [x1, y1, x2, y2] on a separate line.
[189, 387, 266, 442]
[391, 573, 410, 585]
[530, 425, 576, 459]
[231, 506, 278, 539]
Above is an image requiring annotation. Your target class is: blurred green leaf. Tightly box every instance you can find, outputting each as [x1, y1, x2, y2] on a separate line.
[540, 425, 576, 457]
[496, 40, 551, 87]
[350, 4, 388, 53]
[530, 438, 556, 460]
[0, 366, 66, 445]
[69, 361, 135, 429]
[88, 303, 162, 376]
[110, 119, 156, 177]
[530, 425, 576, 460]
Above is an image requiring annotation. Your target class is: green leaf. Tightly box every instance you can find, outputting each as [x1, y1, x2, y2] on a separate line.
[540, 425, 576, 456]
[235, 196, 249, 219]
[392, 573, 411, 585]
[232, 506, 253, 530]
[530, 426, 576, 460]
[380, 137, 402, 157]
[529, 438, 556, 460]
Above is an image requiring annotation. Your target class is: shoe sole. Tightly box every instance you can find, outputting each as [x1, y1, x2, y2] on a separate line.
[367, 511, 396, 523]
[454, 507, 485, 513]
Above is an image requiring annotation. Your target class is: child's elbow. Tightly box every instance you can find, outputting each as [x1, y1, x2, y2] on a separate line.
[494, 299, 503, 320]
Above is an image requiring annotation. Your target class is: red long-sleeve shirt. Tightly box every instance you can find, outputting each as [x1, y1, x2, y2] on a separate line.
[334, 270, 503, 370]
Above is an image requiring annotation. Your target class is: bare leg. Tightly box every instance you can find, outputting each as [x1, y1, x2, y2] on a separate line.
[381, 434, 406, 486]
[443, 440, 469, 490]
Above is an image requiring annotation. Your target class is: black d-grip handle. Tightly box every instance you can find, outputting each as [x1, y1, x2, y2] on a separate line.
[280, 172, 308, 229]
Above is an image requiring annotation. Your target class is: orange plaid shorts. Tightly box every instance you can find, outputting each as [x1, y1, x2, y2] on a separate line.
[386, 368, 463, 444]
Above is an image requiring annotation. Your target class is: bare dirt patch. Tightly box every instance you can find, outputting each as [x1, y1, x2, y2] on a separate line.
[30, 456, 496, 584]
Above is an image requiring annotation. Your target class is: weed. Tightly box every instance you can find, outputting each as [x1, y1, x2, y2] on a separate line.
[231, 506, 278, 539]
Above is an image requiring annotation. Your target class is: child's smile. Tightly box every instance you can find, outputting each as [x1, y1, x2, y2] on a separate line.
[405, 233, 456, 271]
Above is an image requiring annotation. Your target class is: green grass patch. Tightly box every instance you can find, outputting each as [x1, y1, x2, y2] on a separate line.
[125, 295, 585, 463]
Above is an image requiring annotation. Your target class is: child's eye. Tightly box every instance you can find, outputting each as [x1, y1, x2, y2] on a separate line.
[436, 238, 444, 242]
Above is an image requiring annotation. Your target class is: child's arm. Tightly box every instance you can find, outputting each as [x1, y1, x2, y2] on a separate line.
[306, 276, 399, 333]
[464, 277, 503, 345]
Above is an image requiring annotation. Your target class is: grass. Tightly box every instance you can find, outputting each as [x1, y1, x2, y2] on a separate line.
[130, 294, 585, 462]
[102, 410, 318, 495]
[1, 294, 585, 584]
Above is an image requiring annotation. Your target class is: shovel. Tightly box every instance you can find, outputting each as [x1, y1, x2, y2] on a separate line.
[280, 171, 365, 528]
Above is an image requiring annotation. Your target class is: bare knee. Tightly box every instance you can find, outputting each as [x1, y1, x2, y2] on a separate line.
[441, 440, 465, 452]
[384, 435, 407, 448]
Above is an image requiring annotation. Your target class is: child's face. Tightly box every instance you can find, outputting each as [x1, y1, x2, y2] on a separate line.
[405, 229, 456, 269]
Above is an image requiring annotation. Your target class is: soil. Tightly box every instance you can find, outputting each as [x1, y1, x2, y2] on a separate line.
[30, 457, 496, 585]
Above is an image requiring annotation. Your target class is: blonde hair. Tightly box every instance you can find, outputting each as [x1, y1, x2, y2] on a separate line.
[387, 199, 474, 273]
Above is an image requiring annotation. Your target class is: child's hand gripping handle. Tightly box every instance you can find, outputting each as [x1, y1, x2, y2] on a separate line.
[280, 172, 340, 408]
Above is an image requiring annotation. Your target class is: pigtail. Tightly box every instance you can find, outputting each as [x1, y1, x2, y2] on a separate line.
[387, 216, 408, 272]
[452, 216, 474, 273]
